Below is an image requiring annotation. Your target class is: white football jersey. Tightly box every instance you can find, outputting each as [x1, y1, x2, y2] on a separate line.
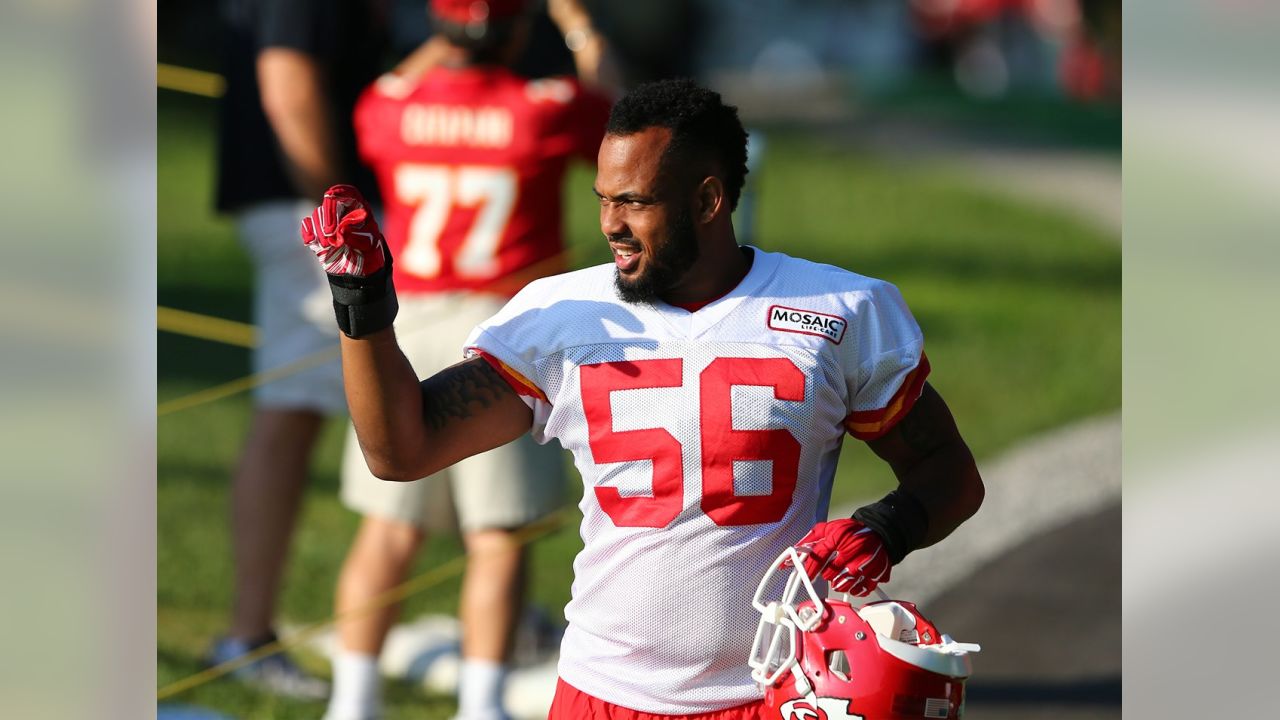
[464, 247, 929, 713]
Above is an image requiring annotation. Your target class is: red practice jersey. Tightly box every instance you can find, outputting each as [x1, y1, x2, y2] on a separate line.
[354, 67, 611, 296]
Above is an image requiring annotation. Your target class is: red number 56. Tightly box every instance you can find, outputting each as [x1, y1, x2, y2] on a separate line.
[580, 357, 805, 528]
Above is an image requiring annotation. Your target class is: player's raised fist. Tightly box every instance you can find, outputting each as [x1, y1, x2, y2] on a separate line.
[793, 518, 891, 596]
[301, 184, 387, 277]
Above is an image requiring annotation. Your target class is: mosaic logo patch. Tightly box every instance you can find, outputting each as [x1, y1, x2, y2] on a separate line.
[768, 305, 848, 344]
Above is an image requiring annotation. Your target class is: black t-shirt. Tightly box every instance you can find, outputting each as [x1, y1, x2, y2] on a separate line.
[215, 0, 386, 212]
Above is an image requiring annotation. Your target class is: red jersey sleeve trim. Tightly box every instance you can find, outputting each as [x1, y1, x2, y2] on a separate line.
[471, 349, 549, 403]
[844, 353, 931, 441]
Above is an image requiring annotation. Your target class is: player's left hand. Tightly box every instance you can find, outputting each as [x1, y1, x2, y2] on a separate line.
[792, 518, 891, 596]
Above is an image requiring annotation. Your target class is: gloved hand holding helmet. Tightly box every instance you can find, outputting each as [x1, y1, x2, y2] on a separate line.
[750, 544, 980, 719]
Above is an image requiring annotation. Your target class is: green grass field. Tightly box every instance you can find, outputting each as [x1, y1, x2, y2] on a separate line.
[158, 90, 1119, 718]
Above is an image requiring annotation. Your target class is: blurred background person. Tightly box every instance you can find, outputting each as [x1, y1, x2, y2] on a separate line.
[322, 1, 619, 719]
[207, 0, 388, 699]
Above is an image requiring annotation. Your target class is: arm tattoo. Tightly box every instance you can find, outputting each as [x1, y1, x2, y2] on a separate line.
[895, 383, 951, 458]
[419, 358, 514, 431]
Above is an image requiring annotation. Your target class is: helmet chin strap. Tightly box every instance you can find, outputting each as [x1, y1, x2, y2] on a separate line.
[791, 663, 814, 699]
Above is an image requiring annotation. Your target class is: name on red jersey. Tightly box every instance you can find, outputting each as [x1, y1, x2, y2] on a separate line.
[400, 104, 513, 148]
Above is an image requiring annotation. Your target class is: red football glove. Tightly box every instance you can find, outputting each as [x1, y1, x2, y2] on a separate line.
[794, 518, 891, 596]
[300, 184, 386, 277]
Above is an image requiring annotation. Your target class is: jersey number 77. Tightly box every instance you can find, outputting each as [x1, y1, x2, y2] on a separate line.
[394, 163, 517, 280]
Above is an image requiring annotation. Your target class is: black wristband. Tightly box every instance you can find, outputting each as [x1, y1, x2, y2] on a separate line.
[328, 246, 399, 338]
[852, 489, 930, 565]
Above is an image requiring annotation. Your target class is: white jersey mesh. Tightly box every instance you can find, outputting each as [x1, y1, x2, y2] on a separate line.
[464, 247, 925, 713]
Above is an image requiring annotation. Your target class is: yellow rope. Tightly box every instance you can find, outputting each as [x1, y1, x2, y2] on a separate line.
[158, 306, 257, 348]
[156, 507, 575, 700]
[158, 62, 225, 99]
[157, 345, 340, 416]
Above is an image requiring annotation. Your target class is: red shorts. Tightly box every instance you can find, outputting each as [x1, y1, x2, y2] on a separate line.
[548, 678, 767, 720]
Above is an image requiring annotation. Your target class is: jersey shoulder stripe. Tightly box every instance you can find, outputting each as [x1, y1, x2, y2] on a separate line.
[844, 353, 930, 439]
[471, 348, 548, 402]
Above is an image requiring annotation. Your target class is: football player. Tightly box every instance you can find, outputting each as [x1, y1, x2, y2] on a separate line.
[322, 1, 618, 719]
[305, 78, 983, 719]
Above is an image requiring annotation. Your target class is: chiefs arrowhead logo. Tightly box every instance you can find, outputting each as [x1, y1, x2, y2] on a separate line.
[778, 697, 865, 720]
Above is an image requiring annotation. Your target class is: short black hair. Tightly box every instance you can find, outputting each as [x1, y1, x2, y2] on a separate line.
[606, 78, 749, 212]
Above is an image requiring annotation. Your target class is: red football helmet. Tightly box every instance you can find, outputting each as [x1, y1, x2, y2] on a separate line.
[749, 547, 980, 720]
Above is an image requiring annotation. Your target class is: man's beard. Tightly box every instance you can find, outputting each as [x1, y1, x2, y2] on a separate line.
[615, 205, 700, 305]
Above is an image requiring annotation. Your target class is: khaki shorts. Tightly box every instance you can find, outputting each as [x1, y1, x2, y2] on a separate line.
[341, 293, 564, 531]
[236, 199, 346, 414]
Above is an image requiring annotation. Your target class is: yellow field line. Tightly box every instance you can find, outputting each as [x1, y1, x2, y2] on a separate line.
[158, 306, 257, 348]
[158, 62, 225, 98]
[157, 345, 340, 416]
[156, 506, 575, 700]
